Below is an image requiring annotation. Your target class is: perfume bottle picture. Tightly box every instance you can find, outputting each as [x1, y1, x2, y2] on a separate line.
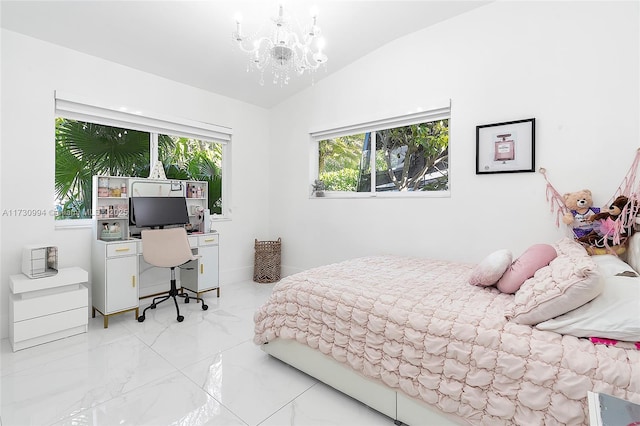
[494, 133, 515, 161]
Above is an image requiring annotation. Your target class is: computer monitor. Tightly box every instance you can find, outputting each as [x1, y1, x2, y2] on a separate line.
[129, 196, 189, 229]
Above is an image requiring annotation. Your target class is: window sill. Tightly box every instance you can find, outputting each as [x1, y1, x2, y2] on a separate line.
[54, 218, 93, 230]
[309, 191, 450, 199]
[210, 216, 231, 222]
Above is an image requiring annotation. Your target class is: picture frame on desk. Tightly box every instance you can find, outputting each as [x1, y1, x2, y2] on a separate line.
[476, 118, 535, 175]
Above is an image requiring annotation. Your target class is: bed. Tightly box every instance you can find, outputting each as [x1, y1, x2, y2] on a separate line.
[254, 236, 640, 425]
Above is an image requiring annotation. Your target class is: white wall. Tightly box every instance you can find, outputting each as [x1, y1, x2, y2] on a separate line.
[1, 1, 638, 339]
[269, 1, 639, 274]
[0, 30, 271, 338]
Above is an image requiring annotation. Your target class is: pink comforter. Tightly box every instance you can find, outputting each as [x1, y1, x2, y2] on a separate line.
[254, 256, 640, 425]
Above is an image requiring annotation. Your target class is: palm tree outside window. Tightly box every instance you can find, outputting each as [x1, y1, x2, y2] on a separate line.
[55, 118, 223, 220]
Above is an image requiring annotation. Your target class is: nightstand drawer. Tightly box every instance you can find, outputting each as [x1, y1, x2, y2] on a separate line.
[11, 284, 88, 322]
[12, 307, 88, 342]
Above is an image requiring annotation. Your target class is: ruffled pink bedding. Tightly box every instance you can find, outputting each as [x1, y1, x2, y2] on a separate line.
[254, 255, 640, 425]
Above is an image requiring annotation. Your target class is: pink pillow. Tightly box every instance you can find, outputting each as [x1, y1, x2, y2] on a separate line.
[496, 244, 557, 293]
[469, 249, 512, 286]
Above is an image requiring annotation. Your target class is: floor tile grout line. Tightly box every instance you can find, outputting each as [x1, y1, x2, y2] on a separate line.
[255, 381, 320, 426]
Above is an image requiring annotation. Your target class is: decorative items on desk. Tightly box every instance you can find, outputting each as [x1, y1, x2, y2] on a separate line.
[149, 160, 167, 179]
[203, 208, 211, 232]
[186, 207, 206, 233]
[97, 179, 127, 198]
[97, 204, 128, 219]
[187, 184, 203, 198]
[22, 245, 58, 278]
[195, 206, 205, 231]
[98, 177, 109, 196]
[100, 222, 122, 241]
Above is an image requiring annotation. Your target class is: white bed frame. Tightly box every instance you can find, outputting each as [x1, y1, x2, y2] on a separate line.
[262, 339, 468, 426]
[262, 234, 640, 426]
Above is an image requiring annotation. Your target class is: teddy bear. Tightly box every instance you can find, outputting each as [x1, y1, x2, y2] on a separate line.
[578, 195, 634, 247]
[562, 189, 600, 239]
[588, 195, 629, 222]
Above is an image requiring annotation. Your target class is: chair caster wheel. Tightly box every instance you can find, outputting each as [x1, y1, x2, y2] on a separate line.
[138, 315, 145, 322]
[177, 315, 184, 322]
[202, 304, 208, 311]
[150, 304, 156, 309]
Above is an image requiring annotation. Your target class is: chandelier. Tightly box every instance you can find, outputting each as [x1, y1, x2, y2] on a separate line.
[232, 4, 328, 86]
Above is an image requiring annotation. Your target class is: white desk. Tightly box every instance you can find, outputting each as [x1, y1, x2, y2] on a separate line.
[91, 232, 219, 328]
[181, 233, 220, 298]
[9, 267, 89, 351]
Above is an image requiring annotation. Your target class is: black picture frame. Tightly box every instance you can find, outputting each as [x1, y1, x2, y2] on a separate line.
[476, 118, 535, 174]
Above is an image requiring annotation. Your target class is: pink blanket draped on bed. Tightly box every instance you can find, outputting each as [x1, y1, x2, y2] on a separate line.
[254, 256, 640, 425]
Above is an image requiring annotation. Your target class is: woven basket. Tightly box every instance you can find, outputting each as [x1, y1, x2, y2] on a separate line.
[253, 238, 281, 283]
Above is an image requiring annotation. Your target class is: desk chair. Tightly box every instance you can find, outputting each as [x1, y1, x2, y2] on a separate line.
[137, 227, 208, 323]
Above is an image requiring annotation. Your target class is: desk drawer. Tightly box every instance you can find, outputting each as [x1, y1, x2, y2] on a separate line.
[199, 234, 218, 246]
[107, 242, 137, 257]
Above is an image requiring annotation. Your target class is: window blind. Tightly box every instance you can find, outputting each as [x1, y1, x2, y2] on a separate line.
[54, 91, 232, 142]
[310, 101, 450, 140]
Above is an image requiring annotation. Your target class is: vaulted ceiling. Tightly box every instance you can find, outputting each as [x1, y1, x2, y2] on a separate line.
[1, 1, 489, 108]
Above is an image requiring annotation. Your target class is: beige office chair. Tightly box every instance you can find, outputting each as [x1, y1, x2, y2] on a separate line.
[137, 227, 208, 323]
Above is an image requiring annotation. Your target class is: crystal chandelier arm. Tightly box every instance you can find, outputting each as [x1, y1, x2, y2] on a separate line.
[288, 30, 326, 65]
[234, 35, 275, 55]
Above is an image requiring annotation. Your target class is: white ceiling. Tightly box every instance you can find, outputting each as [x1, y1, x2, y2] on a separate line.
[1, 0, 489, 108]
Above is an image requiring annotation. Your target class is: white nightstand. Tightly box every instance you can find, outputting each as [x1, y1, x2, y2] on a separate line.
[9, 267, 89, 351]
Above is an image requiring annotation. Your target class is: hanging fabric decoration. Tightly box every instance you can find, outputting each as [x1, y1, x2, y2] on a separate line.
[541, 148, 640, 254]
[540, 167, 570, 228]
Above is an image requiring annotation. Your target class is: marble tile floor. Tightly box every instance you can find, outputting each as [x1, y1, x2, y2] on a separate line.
[0, 281, 394, 426]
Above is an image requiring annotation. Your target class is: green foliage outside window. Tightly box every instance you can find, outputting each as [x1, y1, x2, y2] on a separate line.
[55, 118, 223, 219]
[317, 119, 449, 193]
[318, 134, 363, 191]
[376, 120, 449, 192]
[319, 169, 360, 191]
[159, 134, 223, 215]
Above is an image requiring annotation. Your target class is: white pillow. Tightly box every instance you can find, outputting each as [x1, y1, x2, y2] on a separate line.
[591, 254, 638, 277]
[535, 275, 640, 342]
[468, 249, 512, 286]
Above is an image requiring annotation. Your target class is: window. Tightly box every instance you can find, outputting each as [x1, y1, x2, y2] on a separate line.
[157, 133, 223, 215]
[311, 104, 450, 197]
[54, 93, 231, 223]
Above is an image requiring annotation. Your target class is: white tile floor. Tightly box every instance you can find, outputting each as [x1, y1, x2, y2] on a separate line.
[0, 281, 394, 426]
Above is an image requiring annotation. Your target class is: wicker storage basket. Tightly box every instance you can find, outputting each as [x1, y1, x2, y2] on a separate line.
[253, 238, 281, 283]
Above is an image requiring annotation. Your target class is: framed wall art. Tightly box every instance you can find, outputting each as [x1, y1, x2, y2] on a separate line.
[476, 118, 535, 174]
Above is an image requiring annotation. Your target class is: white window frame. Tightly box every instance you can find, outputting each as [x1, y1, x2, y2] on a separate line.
[54, 91, 233, 228]
[309, 101, 451, 198]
